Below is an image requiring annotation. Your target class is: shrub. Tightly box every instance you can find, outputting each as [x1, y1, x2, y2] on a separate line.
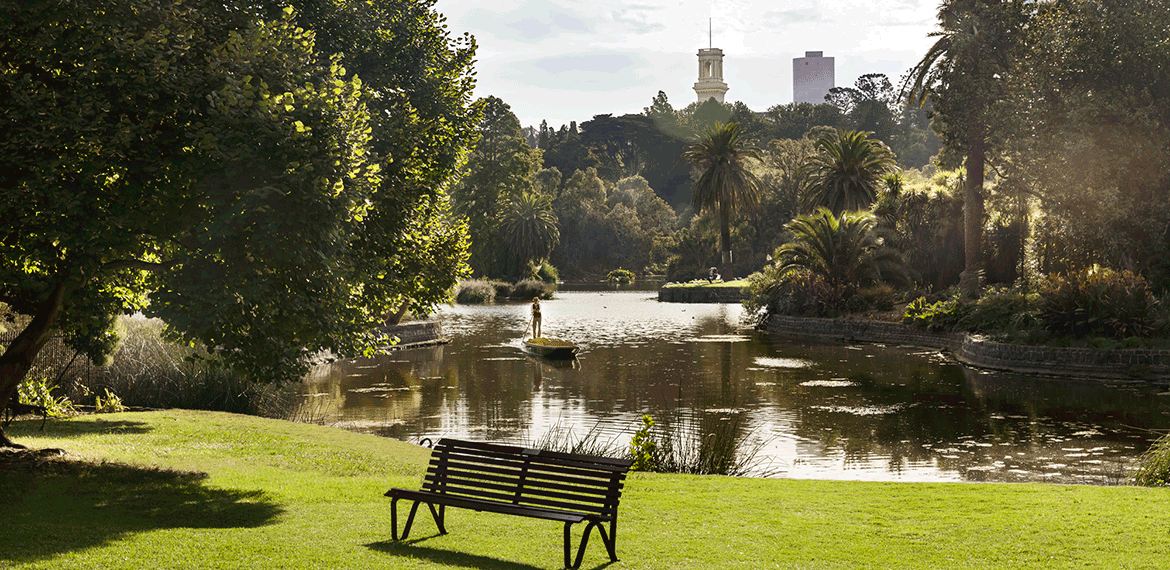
[1132, 433, 1170, 486]
[17, 373, 77, 418]
[606, 268, 636, 286]
[1036, 266, 1158, 338]
[903, 294, 968, 332]
[455, 280, 496, 304]
[490, 280, 514, 299]
[956, 285, 1037, 333]
[533, 260, 559, 284]
[744, 266, 850, 319]
[856, 284, 896, 312]
[511, 279, 555, 300]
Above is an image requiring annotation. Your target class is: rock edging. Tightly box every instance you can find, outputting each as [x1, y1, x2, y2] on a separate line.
[763, 314, 1170, 381]
[658, 285, 745, 303]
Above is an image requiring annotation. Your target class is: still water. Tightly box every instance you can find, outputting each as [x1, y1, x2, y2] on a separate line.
[303, 290, 1170, 484]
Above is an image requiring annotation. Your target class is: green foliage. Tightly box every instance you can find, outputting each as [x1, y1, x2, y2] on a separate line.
[0, 0, 478, 410]
[1036, 267, 1158, 339]
[606, 269, 636, 286]
[628, 415, 658, 472]
[745, 266, 851, 319]
[683, 122, 764, 280]
[93, 388, 125, 414]
[17, 375, 76, 418]
[510, 279, 555, 301]
[1132, 433, 1170, 487]
[776, 207, 915, 296]
[455, 280, 497, 304]
[453, 96, 543, 277]
[799, 129, 898, 214]
[903, 295, 969, 332]
[532, 260, 559, 284]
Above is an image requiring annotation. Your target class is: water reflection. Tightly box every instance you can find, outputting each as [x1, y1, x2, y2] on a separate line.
[302, 291, 1170, 484]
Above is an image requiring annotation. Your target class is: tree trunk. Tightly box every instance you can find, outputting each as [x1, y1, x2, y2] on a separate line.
[720, 204, 733, 281]
[0, 279, 74, 448]
[959, 142, 985, 299]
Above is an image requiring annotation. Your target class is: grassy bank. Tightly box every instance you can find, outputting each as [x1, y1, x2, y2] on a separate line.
[3, 411, 1168, 569]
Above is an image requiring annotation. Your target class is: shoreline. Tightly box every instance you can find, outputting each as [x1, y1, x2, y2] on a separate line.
[763, 313, 1170, 382]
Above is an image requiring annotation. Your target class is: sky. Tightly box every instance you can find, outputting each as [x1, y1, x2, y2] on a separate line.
[433, 0, 944, 130]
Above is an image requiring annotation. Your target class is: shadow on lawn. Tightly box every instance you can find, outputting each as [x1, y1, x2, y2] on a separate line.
[6, 417, 154, 441]
[0, 450, 283, 565]
[366, 536, 617, 570]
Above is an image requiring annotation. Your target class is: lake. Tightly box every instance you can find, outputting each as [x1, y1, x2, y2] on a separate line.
[302, 290, 1170, 484]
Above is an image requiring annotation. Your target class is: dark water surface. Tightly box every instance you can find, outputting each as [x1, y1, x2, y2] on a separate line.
[303, 291, 1170, 484]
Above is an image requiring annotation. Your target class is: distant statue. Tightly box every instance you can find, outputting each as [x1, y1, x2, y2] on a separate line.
[708, 267, 720, 283]
[531, 297, 542, 339]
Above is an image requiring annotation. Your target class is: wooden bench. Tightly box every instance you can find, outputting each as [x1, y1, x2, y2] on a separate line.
[385, 438, 634, 569]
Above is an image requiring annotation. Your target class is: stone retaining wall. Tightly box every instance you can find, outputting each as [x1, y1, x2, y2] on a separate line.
[658, 285, 745, 303]
[764, 314, 1170, 381]
[379, 321, 445, 348]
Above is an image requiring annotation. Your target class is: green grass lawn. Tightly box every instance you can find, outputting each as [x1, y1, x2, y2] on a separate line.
[3, 410, 1168, 569]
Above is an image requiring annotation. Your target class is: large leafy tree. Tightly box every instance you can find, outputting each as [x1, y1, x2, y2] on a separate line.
[902, 0, 1030, 297]
[0, 0, 477, 448]
[799, 129, 897, 215]
[451, 95, 541, 277]
[682, 122, 764, 281]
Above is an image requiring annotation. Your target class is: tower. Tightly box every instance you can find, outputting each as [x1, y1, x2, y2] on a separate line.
[793, 51, 834, 104]
[694, 48, 729, 103]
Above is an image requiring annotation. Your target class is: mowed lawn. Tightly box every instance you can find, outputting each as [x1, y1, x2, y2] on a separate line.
[2, 410, 1167, 569]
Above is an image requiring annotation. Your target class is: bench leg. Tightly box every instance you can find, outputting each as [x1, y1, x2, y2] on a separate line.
[391, 497, 400, 540]
[427, 503, 447, 535]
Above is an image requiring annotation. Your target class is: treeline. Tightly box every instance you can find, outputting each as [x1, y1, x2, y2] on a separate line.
[451, 72, 940, 282]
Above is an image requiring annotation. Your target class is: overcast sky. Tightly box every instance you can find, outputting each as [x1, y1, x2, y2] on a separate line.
[433, 0, 943, 129]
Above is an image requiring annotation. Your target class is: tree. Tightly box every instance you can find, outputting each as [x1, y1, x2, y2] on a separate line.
[902, 0, 1030, 297]
[451, 96, 541, 277]
[776, 208, 914, 294]
[682, 122, 764, 280]
[501, 193, 559, 273]
[0, 0, 478, 448]
[799, 129, 898, 215]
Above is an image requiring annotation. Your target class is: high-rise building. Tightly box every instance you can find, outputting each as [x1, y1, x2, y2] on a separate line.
[693, 47, 729, 103]
[793, 51, 834, 104]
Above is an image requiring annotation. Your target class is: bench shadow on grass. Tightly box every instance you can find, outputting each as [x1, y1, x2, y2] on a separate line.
[0, 451, 283, 565]
[365, 536, 617, 570]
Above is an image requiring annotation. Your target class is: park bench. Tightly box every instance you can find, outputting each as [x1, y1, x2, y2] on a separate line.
[384, 438, 634, 569]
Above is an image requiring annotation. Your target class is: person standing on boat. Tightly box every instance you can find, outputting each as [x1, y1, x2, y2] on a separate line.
[531, 297, 542, 339]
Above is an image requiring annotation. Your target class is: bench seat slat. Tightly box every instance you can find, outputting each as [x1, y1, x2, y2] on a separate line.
[425, 462, 624, 495]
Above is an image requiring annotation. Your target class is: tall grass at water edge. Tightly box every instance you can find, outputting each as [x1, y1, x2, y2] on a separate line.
[51, 316, 304, 418]
[530, 410, 778, 477]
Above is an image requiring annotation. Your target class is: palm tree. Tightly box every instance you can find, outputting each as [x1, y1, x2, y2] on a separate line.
[775, 207, 914, 294]
[501, 192, 559, 275]
[682, 121, 764, 281]
[902, 0, 1029, 297]
[799, 129, 897, 215]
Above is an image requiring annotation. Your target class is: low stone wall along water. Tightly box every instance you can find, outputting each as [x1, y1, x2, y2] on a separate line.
[764, 314, 1170, 381]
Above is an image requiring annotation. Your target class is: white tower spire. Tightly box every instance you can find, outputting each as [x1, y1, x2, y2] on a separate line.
[694, 21, 728, 103]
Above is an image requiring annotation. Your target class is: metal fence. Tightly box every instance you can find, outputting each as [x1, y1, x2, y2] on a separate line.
[0, 327, 99, 388]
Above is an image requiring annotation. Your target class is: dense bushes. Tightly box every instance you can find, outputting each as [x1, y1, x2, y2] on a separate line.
[455, 278, 555, 304]
[901, 267, 1163, 342]
[1132, 433, 1170, 486]
[1036, 267, 1158, 338]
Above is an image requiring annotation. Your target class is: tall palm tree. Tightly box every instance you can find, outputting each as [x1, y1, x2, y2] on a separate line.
[501, 192, 559, 275]
[682, 121, 764, 281]
[902, 0, 1030, 297]
[799, 129, 897, 215]
[776, 207, 914, 294]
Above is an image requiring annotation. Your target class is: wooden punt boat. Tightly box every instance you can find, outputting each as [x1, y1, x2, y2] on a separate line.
[522, 338, 579, 359]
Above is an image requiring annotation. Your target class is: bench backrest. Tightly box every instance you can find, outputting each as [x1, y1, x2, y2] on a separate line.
[422, 438, 634, 520]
